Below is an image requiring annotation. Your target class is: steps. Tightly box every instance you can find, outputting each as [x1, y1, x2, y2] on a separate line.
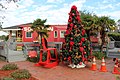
[7, 49, 26, 62]
[107, 48, 120, 58]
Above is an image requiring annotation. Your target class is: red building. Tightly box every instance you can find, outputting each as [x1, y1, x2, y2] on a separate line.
[3, 23, 67, 43]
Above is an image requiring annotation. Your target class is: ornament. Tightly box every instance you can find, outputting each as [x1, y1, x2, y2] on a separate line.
[84, 52, 86, 54]
[70, 23, 73, 27]
[79, 47, 84, 52]
[79, 62, 82, 65]
[74, 25, 77, 28]
[64, 58, 67, 60]
[65, 30, 70, 35]
[82, 56, 85, 61]
[68, 19, 72, 22]
[82, 29, 86, 36]
[70, 37, 73, 40]
[84, 46, 86, 48]
[81, 38, 85, 42]
[69, 49, 72, 52]
[68, 56, 71, 61]
[76, 16, 80, 21]
[70, 41, 74, 46]
[72, 13, 75, 16]
[79, 42, 82, 46]
[68, 13, 71, 15]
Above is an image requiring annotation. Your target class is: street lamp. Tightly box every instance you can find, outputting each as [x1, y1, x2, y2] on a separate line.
[0, 22, 3, 30]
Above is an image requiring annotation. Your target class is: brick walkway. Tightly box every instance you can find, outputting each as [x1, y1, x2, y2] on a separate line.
[0, 58, 117, 80]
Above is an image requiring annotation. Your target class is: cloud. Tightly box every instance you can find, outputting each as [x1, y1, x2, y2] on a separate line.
[70, 0, 86, 10]
[47, 0, 65, 3]
[2, 0, 87, 27]
[35, 5, 57, 11]
[99, 4, 114, 10]
[102, 0, 116, 3]
[108, 11, 120, 21]
[96, 10, 120, 21]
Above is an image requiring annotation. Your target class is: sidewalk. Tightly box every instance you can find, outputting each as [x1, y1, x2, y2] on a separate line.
[0, 58, 117, 80]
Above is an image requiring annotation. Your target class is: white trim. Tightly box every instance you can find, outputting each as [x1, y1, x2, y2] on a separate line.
[60, 30, 66, 38]
[2, 29, 22, 31]
[25, 32, 32, 38]
[54, 31, 58, 38]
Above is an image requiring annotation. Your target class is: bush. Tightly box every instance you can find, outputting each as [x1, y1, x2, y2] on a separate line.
[2, 77, 15, 80]
[92, 51, 106, 60]
[11, 69, 31, 79]
[27, 57, 39, 63]
[1, 63, 18, 70]
[108, 32, 120, 41]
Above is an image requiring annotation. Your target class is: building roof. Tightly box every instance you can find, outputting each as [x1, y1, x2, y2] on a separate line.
[2, 23, 32, 31]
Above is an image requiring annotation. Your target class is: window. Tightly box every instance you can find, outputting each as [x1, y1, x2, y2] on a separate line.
[54, 31, 58, 38]
[60, 30, 66, 38]
[26, 32, 32, 38]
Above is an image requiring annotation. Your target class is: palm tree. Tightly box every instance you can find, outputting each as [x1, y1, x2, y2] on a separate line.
[97, 16, 116, 52]
[80, 10, 99, 41]
[80, 11, 116, 52]
[31, 18, 50, 48]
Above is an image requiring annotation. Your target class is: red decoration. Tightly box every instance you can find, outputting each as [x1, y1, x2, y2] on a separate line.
[76, 16, 80, 21]
[70, 37, 73, 40]
[70, 41, 74, 46]
[82, 56, 85, 61]
[84, 52, 86, 54]
[74, 25, 77, 28]
[79, 47, 84, 52]
[70, 23, 73, 27]
[72, 13, 75, 16]
[71, 5, 77, 10]
[65, 30, 70, 35]
[79, 62, 82, 65]
[68, 16, 72, 22]
[68, 13, 71, 15]
[69, 49, 72, 52]
[84, 46, 86, 48]
[68, 56, 71, 61]
[64, 58, 67, 60]
[81, 38, 85, 42]
[79, 42, 82, 46]
[82, 29, 86, 36]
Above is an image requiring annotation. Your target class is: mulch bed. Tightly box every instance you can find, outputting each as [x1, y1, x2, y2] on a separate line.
[0, 69, 38, 80]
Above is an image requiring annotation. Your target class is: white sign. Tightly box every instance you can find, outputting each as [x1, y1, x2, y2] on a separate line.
[24, 27, 32, 32]
[23, 27, 53, 32]
[47, 27, 53, 31]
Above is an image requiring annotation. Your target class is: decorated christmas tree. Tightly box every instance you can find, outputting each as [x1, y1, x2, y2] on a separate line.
[61, 5, 91, 68]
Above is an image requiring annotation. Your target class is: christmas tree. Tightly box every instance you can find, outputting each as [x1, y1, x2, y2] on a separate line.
[61, 5, 91, 68]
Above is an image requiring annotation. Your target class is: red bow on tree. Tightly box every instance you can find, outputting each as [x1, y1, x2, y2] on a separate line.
[70, 41, 74, 46]
[71, 5, 77, 10]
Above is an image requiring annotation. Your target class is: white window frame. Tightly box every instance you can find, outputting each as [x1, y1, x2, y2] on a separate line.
[26, 32, 32, 38]
[60, 30, 66, 38]
[54, 31, 58, 38]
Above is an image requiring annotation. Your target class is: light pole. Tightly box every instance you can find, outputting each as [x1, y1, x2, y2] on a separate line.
[0, 22, 3, 30]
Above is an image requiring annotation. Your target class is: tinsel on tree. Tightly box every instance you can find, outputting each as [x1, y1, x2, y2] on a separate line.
[62, 5, 91, 67]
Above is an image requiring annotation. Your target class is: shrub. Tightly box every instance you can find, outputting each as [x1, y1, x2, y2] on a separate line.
[11, 69, 31, 79]
[1, 63, 18, 70]
[2, 77, 15, 80]
[92, 51, 106, 60]
[27, 57, 39, 63]
[108, 32, 120, 41]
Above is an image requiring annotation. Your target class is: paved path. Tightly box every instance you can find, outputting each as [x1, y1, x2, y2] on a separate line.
[0, 59, 117, 80]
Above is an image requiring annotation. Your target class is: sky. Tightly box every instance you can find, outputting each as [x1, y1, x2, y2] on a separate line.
[1, 0, 120, 28]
